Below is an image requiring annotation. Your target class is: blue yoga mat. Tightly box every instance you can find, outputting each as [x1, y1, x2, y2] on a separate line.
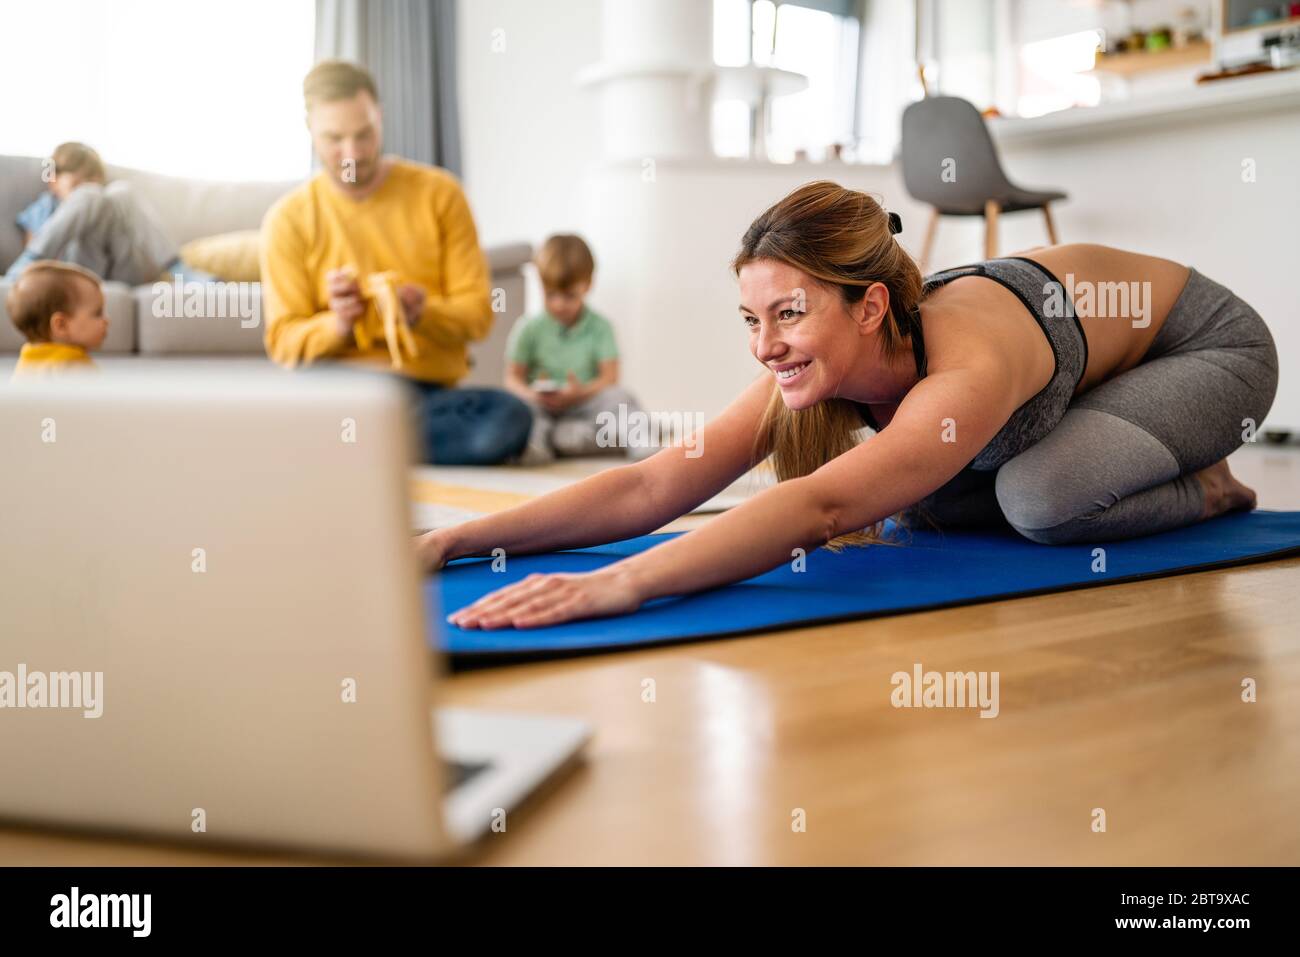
[429, 510, 1300, 663]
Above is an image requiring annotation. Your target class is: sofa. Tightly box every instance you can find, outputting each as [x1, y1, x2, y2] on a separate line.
[0, 154, 531, 386]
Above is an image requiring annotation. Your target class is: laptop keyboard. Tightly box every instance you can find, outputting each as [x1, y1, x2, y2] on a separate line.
[444, 758, 491, 792]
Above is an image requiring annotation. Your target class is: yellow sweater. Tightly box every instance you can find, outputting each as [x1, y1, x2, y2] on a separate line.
[259, 160, 493, 385]
[11, 342, 96, 379]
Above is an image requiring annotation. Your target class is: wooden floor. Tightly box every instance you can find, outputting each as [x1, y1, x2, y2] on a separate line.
[2, 443, 1297, 865]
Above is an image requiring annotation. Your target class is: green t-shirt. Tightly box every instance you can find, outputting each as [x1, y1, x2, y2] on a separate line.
[506, 305, 619, 385]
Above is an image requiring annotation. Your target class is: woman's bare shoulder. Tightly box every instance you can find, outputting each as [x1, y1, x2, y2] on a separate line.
[920, 281, 1041, 373]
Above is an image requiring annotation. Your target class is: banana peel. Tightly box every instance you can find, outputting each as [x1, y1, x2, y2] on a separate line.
[337, 265, 421, 369]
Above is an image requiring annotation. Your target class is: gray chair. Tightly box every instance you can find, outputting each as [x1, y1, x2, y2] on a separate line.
[901, 95, 1066, 270]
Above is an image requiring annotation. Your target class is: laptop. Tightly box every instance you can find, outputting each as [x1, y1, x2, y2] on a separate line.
[0, 365, 590, 860]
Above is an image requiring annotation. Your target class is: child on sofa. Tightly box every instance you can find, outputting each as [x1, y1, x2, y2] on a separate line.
[6, 261, 107, 379]
[6, 142, 213, 285]
[504, 234, 653, 464]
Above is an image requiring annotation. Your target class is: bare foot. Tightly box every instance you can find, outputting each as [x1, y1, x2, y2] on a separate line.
[1194, 458, 1257, 520]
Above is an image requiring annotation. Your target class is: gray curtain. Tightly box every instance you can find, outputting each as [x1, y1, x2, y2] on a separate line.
[314, 0, 462, 177]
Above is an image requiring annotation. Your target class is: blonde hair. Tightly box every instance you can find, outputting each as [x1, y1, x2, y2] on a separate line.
[535, 234, 595, 291]
[303, 59, 379, 108]
[51, 142, 106, 183]
[732, 180, 926, 550]
[5, 260, 102, 342]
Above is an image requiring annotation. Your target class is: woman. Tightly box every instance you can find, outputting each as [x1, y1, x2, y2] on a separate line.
[416, 181, 1277, 630]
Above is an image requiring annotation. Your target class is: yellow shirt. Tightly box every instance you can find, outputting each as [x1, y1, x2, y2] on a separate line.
[259, 159, 494, 385]
[11, 342, 96, 379]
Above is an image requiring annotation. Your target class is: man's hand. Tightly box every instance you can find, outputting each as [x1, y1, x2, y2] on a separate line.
[397, 284, 427, 328]
[326, 268, 365, 335]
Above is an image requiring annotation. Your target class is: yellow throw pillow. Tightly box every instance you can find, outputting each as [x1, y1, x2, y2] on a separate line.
[178, 230, 261, 282]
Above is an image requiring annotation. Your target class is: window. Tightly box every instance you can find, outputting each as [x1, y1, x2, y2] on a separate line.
[928, 0, 996, 107]
[712, 0, 861, 162]
[924, 2, 1106, 121]
[1016, 29, 1102, 118]
[0, 0, 316, 181]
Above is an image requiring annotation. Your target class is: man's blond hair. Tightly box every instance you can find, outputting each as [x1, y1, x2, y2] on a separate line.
[303, 59, 380, 109]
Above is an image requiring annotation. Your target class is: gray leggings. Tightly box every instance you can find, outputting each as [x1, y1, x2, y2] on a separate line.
[904, 268, 1279, 544]
[520, 384, 648, 456]
[5, 182, 177, 286]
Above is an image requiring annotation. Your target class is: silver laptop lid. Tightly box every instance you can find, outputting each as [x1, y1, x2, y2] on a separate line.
[0, 366, 449, 858]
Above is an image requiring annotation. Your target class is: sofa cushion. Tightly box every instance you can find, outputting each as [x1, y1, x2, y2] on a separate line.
[0, 156, 47, 273]
[179, 230, 262, 282]
[461, 271, 528, 388]
[108, 165, 296, 248]
[134, 280, 266, 355]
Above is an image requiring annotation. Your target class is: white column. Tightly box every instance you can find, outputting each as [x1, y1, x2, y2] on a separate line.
[578, 0, 715, 161]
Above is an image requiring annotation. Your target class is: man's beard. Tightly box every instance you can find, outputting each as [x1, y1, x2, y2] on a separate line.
[336, 158, 377, 188]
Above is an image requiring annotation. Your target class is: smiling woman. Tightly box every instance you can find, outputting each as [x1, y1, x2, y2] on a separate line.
[732, 181, 926, 549]
[418, 180, 1277, 631]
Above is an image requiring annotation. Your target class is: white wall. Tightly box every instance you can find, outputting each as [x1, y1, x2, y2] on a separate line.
[456, 0, 608, 345]
[456, 0, 603, 248]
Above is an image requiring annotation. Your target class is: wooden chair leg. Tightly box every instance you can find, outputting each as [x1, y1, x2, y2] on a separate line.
[1041, 203, 1058, 245]
[919, 207, 940, 274]
[983, 200, 1000, 259]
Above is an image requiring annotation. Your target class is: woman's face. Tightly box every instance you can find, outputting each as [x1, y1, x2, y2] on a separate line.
[738, 258, 879, 411]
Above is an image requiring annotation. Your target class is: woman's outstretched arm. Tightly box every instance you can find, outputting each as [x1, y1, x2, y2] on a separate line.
[417, 371, 777, 569]
[446, 357, 1021, 629]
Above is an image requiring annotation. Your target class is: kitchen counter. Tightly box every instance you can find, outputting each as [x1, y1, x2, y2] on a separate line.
[990, 69, 1300, 144]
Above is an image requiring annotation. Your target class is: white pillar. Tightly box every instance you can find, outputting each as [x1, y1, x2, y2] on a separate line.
[578, 0, 715, 161]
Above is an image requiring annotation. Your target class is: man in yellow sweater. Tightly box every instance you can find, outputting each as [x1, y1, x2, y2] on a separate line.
[260, 60, 531, 464]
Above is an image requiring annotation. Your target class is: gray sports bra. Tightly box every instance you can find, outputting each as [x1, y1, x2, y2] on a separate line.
[854, 256, 1088, 472]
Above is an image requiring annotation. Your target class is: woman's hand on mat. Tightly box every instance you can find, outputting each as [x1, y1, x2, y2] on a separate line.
[446, 567, 643, 630]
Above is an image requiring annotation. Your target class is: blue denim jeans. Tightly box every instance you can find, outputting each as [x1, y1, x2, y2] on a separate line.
[406, 379, 533, 465]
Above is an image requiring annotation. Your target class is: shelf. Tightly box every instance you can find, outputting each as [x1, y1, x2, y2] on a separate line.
[1224, 13, 1300, 34]
[989, 69, 1300, 144]
[1092, 39, 1212, 75]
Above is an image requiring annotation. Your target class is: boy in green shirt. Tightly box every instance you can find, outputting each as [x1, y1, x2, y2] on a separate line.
[504, 234, 652, 464]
